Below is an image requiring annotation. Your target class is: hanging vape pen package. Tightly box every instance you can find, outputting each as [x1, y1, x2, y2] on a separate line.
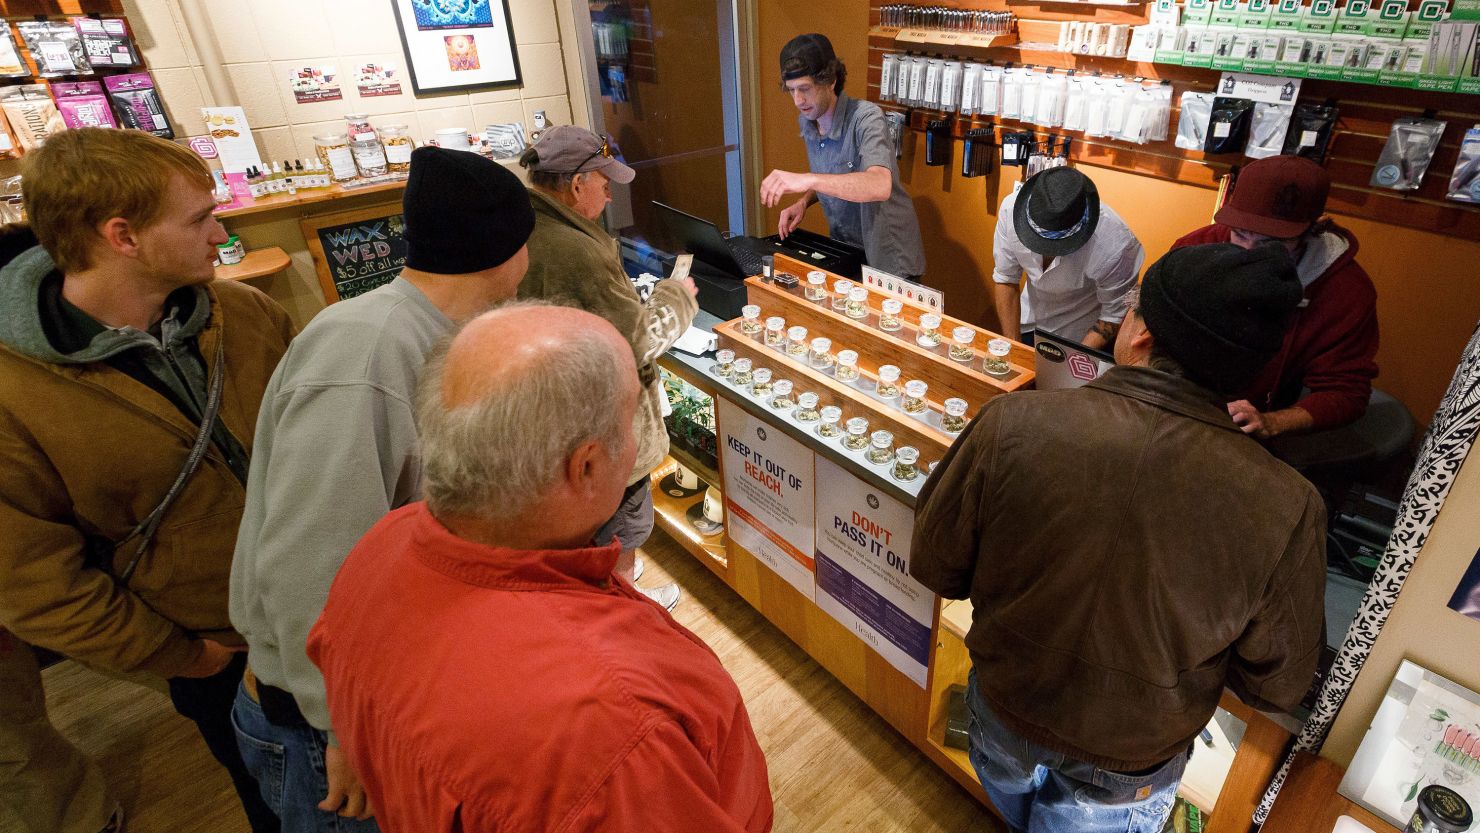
[1104, 78, 1133, 138]
[1243, 102, 1294, 159]
[1084, 83, 1111, 137]
[1020, 70, 1041, 124]
[907, 56, 927, 107]
[940, 61, 963, 113]
[1445, 125, 1480, 204]
[959, 63, 984, 115]
[979, 66, 1002, 116]
[880, 54, 898, 103]
[925, 118, 953, 167]
[1000, 67, 1022, 120]
[962, 127, 995, 178]
[1280, 101, 1338, 162]
[1370, 117, 1447, 191]
[1035, 71, 1067, 128]
[925, 58, 945, 109]
[896, 54, 913, 102]
[1062, 76, 1088, 133]
[1115, 84, 1152, 144]
[885, 111, 907, 160]
[1203, 97, 1254, 154]
[1175, 92, 1215, 150]
[1001, 131, 1032, 166]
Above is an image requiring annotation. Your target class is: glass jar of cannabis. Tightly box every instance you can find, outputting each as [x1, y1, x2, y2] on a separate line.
[950, 326, 976, 363]
[835, 349, 859, 382]
[984, 338, 1012, 376]
[846, 286, 870, 319]
[917, 313, 942, 348]
[902, 380, 929, 414]
[381, 123, 414, 173]
[739, 304, 762, 335]
[795, 392, 821, 422]
[769, 379, 795, 410]
[809, 337, 833, 368]
[732, 357, 753, 386]
[867, 430, 895, 464]
[817, 405, 844, 437]
[764, 316, 786, 347]
[879, 298, 904, 332]
[843, 417, 870, 450]
[805, 271, 828, 301]
[876, 364, 901, 399]
[832, 279, 853, 312]
[786, 325, 808, 356]
[892, 446, 920, 481]
[713, 348, 735, 378]
[942, 397, 968, 433]
[750, 368, 773, 396]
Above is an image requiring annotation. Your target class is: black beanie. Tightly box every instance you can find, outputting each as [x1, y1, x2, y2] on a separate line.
[402, 146, 535, 275]
[1138, 242, 1303, 392]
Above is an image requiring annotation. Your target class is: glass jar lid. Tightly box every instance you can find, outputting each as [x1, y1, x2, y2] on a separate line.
[837, 349, 858, 366]
[765, 316, 785, 329]
[733, 357, 752, 371]
[882, 298, 903, 314]
[896, 446, 920, 464]
[797, 392, 819, 408]
[944, 397, 967, 416]
[787, 325, 807, 340]
[833, 279, 853, 293]
[905, 379, 928, 397]
[344, 112, 369, 121]
[878, 364, 900, 381]
[807, 270, 827, 285]
[820, 405, 843, 422]
[772, 380, 792, 396]
[988, 337, 1012, 357]
[741, 304, 760, 319]
[845, 417, 869, 434]
[848, 286, 869, 301]
[811, 337, 831, 352]
[920, 313, 942, 329]
[752, 368, 772, 383]
[870, 430, 894, 448]
[716, 348, 735, 362]
[314, 133, 349, 144]
[952, 326, 975, 344]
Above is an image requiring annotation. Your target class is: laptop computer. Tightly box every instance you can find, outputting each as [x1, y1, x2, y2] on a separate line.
[653, 201, 771, 279]
[1030, 329, 1115, 390]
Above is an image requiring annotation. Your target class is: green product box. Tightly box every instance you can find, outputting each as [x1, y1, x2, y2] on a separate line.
[1183, 25, 1217, 65]
[1416, 73, 1461, 90]
[1459, 76, 1480, 92]
[1270, 0, 1305, 31]
[1155, 26, 1189, 63]
[1244, 33, 1284, 69]
[1300, 0, 1339, 33]
[1453, 0, 1480, 20]
[1241, 0, 1275, 27]
[1211, 30, 1246, 68]
[1186, 0, 1215, 25]
[1304, 39, 1347, 76]
[1274, 34, 1315, 74]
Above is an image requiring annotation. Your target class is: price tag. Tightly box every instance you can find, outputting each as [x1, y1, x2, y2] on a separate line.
[1300, 129, 1318, 147]
[1214, 121, 1232, 137]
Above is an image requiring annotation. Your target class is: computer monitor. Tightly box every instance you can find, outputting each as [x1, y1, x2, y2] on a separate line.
[652, 201, 748, 278]
[1030, 329, 1115, 390]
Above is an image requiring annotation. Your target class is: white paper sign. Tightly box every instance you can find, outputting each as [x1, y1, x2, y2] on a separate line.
[861, 265, 944, 310]
[1215, 71, 1302, 103]
[200, 107, 263, 175]
[719, 397, 816, 599]
[812, 457, 934, 687]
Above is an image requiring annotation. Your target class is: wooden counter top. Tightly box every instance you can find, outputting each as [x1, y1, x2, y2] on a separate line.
[214, 179, 407, 220]
[1261, 752, 1399, 833]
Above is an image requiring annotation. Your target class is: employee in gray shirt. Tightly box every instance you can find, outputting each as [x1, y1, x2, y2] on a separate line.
[760, 33, 926, 280]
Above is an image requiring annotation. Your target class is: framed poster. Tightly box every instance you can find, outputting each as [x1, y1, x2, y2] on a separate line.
[389, 0, 522, 95]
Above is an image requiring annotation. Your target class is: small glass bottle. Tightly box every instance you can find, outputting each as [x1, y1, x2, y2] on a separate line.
[732, 357, 753, 387]
[795, 392, 821, 422]
[809, 337, 833, 368]
[843, 417, 871, 450]
[916, 313, 942, 348]
[876, 364, 901, 399]
[845, 286, 870, 319]
[902, 380, 929, 414]
[713, 348, 735, 378]
[950, 326, 976, 363]
[750, 368, 773, 397]
[832, 279, 853, 312]
[818, 406, 844, 437]
[867, 430, 895, 465]
[769, 379, 795, 410]
[892, 446, 920, 481]
[942, 397, 969, 433]
[764, 316, 786, 347]
[804, 271, 828, 301]
[786, 325, 808, 356]
[879, 298, 904, 332]
[835, 350, 859, 382]
[739, 304, 762, 335]
[984, 338, 1012, 377]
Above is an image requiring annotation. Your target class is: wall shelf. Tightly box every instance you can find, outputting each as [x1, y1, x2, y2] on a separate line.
[214, 246, 290, 282]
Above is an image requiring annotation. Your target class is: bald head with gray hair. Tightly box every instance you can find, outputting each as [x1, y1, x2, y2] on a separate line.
[417, 302, 640, 531]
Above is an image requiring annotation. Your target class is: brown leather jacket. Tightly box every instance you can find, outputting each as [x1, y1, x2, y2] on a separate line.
[911, 366, 1326, 770]
[0, 264, 294, 678]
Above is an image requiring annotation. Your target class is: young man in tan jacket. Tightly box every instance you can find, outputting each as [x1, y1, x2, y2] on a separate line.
[518, 125, 698, 610]
[0, 128, 293, 833]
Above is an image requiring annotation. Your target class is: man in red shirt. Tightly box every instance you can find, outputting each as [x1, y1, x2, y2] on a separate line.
[1173, 155, 1379, 438]
[307, 304, 773, 833]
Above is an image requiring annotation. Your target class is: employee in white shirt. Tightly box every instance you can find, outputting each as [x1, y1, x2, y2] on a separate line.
[992, 168, 1144, 349]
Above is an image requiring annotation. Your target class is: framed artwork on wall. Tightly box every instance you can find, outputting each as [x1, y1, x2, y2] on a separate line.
[389, 0, 522, 95]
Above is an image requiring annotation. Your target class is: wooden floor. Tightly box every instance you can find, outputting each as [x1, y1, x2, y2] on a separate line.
[39, 527, 997, 832]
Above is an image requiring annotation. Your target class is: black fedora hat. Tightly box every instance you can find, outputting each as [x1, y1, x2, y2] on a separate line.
[1013, 168, 1101, 257]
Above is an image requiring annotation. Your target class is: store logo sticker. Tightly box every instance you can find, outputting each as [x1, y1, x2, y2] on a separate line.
[1036, 342, 1067, 363]
[188, 135, 219, 159]
[1068, 353, 1100, 381]
[867, 494, 881, 510]
[757, 426, 768, 442]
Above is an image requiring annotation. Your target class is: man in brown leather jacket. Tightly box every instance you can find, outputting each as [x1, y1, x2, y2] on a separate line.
[0, 129, 292, 833]
[912, 243, 1326, 833]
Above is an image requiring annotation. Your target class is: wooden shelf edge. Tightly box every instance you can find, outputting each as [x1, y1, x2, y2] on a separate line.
[215, 179, 408, 220]
[214, 246, 291, 281]
[649, 458, 728, 580]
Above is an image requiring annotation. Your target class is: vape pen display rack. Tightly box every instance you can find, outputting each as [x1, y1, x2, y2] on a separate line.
[712, 254, 1034, 470]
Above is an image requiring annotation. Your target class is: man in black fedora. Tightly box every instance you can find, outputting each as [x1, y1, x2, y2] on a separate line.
[991, 167, 1144, 349]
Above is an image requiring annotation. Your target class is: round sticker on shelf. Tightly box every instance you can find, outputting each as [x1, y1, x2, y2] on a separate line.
[1374, 164, 1402, 187]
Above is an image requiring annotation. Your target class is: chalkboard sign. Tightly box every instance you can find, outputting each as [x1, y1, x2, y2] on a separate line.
[301, 204, 408, 303]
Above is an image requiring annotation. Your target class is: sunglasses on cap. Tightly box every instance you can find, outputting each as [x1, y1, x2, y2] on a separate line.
[552, 135, 613, 175]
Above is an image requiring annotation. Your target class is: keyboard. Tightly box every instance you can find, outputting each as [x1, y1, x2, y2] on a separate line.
[726, 239, 768, 277]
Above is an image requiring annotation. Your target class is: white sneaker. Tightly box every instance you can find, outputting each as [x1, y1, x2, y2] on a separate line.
[639, 583, 681, 611]
[632, 555, 645, 582]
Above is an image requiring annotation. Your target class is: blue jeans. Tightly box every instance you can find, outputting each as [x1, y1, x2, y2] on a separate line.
[230, 683, 380, 833]
[965, 668, 1188, 833]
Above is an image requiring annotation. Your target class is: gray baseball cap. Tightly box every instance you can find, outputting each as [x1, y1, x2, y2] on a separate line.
[526, 125, 635, 184]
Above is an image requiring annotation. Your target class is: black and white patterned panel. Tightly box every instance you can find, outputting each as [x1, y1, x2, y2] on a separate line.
[1255, 323, 1480, 826]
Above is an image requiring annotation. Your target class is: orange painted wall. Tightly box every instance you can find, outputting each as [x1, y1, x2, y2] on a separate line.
[756, 0, 1480, 426]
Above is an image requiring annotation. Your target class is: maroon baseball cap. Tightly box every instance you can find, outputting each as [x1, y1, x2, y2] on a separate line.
[1215, 155, 1331, 239]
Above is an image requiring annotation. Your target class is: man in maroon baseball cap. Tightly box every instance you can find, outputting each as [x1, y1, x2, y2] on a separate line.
[1173, 155, 1379, 438]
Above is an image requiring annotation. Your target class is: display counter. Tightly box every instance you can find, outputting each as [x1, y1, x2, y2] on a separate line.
[1260, 753, 1400, 833]
[656, 254, 1307, 832]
